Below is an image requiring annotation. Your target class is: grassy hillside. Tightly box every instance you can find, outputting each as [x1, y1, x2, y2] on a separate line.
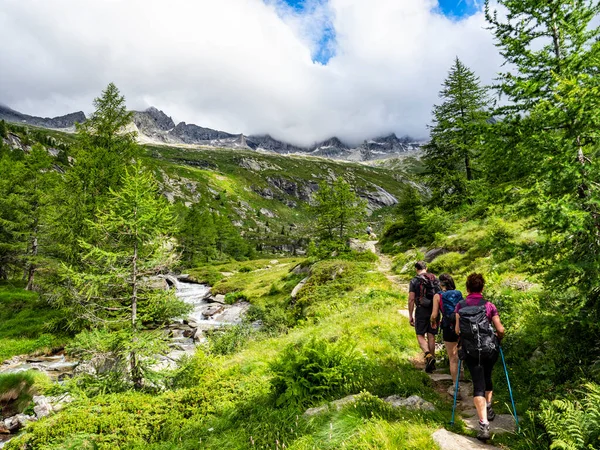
[7, 256, 453, 450]
[144, 145, 411, 244]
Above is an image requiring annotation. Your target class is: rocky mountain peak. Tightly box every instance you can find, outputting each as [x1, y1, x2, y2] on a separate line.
[144, 107, 175, 131]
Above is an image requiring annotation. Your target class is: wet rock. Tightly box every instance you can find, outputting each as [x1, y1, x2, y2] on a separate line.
[384, 395, 435, 411]
[0, 423, 9, 434]
[424, 248, 448, 263]
[202, 305, 224, 318]
[46, 361, 79, 373]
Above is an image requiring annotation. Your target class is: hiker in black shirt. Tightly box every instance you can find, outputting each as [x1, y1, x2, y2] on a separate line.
[408, 261, 441, 373]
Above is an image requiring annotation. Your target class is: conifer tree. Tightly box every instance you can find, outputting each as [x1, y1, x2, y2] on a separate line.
[0, 144, 56, 285]
[486, 0, 600, 293]
[178, 203, 218, 265]
[0, 120, 7, 139]
[62, 163, 188, 388]
[423, 57, 490, 208]
[312, 177, 367, 243]
[55, 83, 138, 263]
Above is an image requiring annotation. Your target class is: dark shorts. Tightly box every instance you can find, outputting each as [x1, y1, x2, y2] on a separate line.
[415, 307, 438, 336]
[442, 325, 459, 343]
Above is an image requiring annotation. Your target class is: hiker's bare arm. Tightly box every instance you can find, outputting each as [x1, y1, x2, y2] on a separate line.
[492, 315, 505, 340]
[408, 292, 415, 326]
[430, 293, 440, 325]
[455, 313, 460, 336]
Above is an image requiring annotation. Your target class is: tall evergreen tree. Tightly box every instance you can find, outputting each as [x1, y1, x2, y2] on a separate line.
[62, 163, 188, 388]
[178, 203, 218, 265]
[54, 83, 138, 263]
[423, 57, 490, 208]
[0, 145, 57, 285]
[486, 0, 600, 292]
[312, 177, 367, 243]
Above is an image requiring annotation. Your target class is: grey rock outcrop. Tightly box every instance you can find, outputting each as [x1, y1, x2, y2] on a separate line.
[384, 395, 435, 411]
[424, 248, 449, 262]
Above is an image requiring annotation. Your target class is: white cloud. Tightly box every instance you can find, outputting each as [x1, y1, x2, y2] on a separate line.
[0, 0, 503, 145]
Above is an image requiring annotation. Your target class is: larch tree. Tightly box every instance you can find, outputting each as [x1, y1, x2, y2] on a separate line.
[312, 177, 367, 244]
[423, 57, 490, 208]
[485, 0, 600, 294]
[55, 83, 138, 264]
[62, 163, 189, 388]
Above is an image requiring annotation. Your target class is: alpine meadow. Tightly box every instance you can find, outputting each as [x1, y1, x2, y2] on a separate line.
[0, 0, 600, 449]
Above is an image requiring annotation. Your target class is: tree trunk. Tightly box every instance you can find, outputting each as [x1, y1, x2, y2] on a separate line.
[26, 234, 38, 291]
[130, 224, 142, 389]
[551, 8, 561, 70]
[465, 153, 473, 181]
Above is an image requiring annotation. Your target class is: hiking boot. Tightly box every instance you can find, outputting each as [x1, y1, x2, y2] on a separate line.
[425, 354, 436, 373]
[477, 421, 490, 441]
[487, 404, 496, 421]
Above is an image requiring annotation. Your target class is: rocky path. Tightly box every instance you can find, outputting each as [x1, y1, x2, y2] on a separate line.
[370, 242, 517, 449]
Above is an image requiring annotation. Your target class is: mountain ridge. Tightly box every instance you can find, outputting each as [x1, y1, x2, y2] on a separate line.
[0, 103, 424, 161]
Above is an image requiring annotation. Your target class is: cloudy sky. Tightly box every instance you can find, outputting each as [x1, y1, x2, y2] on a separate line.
[0, 0, 503, 145]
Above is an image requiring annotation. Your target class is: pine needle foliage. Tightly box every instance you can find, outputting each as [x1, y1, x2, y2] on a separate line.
[423, 57, 491, 208]
[61, 162, 189, 388]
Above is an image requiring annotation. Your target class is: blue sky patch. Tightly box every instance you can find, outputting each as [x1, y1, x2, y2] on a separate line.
[276, 0, 336, 65]
[437, 0, 480, 18]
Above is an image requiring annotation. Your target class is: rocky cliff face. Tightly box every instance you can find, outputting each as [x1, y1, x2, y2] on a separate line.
[0, 105, 85, 129]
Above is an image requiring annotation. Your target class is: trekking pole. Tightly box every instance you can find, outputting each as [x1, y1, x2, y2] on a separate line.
[499, 346, 520, 432]
[450, 358, 461, 426]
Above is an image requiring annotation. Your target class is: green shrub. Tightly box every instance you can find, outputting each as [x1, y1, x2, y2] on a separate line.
[246, 304, 296, 334]
[269, 336, 366, 407]
[224, 291, 248, 304]
[391, 249, 425, 276]
[188, 266, 224, 286]
[211, 278, 247, 295]
[238, 266, 253, 273]
[267, 282, 282, 295]
[207, 324, 256, 356]
[427, 252, 465, 275]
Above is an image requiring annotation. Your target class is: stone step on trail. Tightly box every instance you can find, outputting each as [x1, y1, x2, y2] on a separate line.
[432, 429, 496, 450]
[463, 414, 518, 435]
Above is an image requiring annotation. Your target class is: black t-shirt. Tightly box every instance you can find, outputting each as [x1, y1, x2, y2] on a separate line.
[409, 275, 436, 316]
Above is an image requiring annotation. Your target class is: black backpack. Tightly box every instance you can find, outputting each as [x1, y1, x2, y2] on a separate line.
[458, 299, 498, 359]
[416, 273, 440, 309]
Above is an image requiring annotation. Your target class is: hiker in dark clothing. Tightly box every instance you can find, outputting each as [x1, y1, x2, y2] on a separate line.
[455, 273, 505, 441]
[430, 273, 463, 386]
[408, 261, 441, 373]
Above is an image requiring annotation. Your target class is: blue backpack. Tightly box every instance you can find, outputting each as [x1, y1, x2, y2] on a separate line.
[441, 290, 463, 327]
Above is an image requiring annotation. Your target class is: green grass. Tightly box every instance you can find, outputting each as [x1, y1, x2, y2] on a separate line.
[0, 282, 70, 362]
[6, 258, 453, 450]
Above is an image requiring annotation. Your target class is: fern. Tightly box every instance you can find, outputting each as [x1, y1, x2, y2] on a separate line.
[539, 383, 600, 450]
